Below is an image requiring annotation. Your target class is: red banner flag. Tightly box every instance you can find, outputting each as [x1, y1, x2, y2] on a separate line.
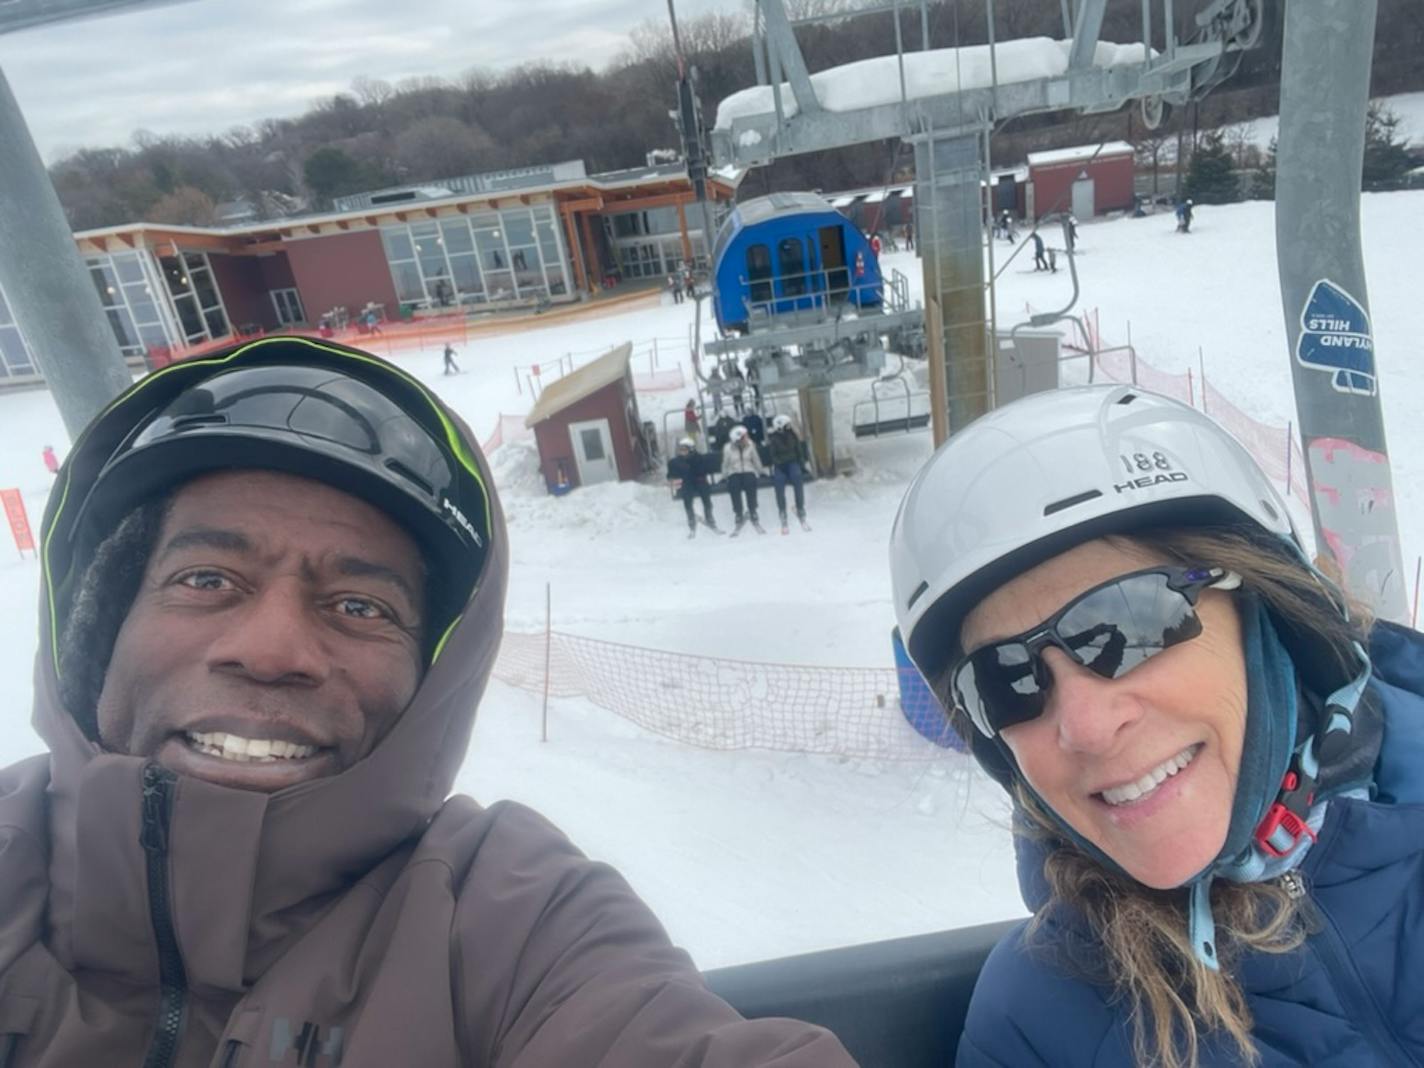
[1, 488, 36, 557]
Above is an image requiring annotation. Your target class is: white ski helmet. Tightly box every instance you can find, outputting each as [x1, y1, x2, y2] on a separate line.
[772, 414, 793, 431]
[677, 436, 695, 450]
[729, 425, 748, 443]
[889, 384, 1295, 686]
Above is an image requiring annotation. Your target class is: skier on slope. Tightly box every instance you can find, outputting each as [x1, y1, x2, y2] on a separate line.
[442, 342, 461, 375]
[1032, 231, 1050, 272]
[667, 437, 719, 538]
[721, 425, 767, 535]
[767, 414, 811, 534]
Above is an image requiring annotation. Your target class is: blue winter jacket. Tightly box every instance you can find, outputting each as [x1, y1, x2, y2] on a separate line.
[957, 621, 1424, 1068]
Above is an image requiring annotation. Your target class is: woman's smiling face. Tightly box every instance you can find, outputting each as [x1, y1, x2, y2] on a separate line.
[960, 538, 1248, 889]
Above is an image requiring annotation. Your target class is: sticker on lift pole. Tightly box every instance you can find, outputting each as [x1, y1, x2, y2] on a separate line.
[1296, 279, 1377, 396]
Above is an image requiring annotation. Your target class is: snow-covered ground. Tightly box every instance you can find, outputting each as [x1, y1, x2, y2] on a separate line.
[1223, 89, 1424, 152]
[2, 189, 1421, 970]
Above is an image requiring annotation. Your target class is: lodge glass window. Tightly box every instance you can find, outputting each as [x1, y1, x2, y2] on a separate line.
[157, 252, 230, 345]
[0, 282, 36, 378]
[379, 204, 570, 308]
[86, 250, 176, 357]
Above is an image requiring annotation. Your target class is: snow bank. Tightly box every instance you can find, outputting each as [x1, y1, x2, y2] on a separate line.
[715, 37, 1152, 130]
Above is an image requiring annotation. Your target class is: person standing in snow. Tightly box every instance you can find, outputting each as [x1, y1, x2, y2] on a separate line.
[767, 414, 810, 533]
[442, 342, 461, 375]
[1177, 198, 1194, 233]
[999, 210, 1016, 243]
[1032, 231, 1050, 272]
[667, 437, 718, 537]
[42, 444, 60, 476]
[721, 425, 767, 534]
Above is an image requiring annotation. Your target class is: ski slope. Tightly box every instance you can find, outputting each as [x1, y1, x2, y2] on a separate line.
[1, 189, 1421, 969]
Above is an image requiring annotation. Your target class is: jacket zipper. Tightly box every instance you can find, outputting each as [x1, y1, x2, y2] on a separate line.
[1295, 872, 1422, 1068]
[140, 765, 188, 1068]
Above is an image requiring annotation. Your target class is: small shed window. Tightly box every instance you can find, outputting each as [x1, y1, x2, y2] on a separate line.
[778, 237, 807, 296]
[580, 428, 606, 461]
[747, 244, 772, 305]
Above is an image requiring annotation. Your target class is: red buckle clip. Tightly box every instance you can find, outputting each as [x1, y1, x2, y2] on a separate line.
[1254, 803, 1317, 859]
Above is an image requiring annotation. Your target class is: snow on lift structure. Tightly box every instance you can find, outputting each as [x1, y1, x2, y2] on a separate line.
[707, 0, 1265, 447]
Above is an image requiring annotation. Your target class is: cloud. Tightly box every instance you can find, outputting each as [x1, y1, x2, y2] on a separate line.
[0, 0, 746, 161]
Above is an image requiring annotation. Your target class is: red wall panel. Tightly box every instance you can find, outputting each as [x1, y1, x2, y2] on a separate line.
[281, 230, 399, 323]
[1030, 153, 1135, 218]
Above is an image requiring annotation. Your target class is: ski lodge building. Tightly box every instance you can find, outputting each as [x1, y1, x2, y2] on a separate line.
[0, 160, 738, 386]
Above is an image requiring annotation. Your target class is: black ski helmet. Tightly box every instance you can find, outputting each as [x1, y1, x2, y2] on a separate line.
[45, 336, 493, 658]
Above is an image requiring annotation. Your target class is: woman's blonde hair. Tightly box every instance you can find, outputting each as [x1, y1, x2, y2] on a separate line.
[939, 525, 1368, 1068]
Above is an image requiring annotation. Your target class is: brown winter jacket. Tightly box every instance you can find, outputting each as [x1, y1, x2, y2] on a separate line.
[0, 352, 857, 1067]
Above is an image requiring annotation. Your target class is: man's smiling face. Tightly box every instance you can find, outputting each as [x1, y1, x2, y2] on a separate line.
[95, 469, 426, 792]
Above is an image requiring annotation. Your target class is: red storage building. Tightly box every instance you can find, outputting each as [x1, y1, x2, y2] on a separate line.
[524, 342, 644, 494]
[1026, 141, 1135, 220]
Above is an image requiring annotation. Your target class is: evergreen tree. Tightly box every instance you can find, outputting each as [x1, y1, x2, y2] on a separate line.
[1184, 131, 1241, 204]
[1249, 136, 1277, 201]
[1362, 101, 1414, 191]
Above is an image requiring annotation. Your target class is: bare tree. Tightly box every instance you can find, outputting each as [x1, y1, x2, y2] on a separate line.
[393, 117, 494, 181]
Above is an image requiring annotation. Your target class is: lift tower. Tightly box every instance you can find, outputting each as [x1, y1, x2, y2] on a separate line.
[0, 1, 195, 438]
[710, 0, 1264, 443]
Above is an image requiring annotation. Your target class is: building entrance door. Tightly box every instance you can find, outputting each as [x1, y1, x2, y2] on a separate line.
[1071, 176, 1095, 221]
[568, 418, 618, 486]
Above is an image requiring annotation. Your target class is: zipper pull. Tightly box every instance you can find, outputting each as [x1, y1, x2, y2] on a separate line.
[1279, 870, 1306, 900]
[140, 764, 174, 855]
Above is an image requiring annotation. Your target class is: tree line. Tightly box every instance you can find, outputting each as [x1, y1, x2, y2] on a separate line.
[47, 0, 1424, 232]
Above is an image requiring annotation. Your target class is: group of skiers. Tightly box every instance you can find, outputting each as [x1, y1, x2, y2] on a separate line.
[667, 404, 810, 538]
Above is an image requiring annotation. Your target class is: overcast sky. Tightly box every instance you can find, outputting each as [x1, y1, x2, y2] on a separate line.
[0, 0, 745, 162]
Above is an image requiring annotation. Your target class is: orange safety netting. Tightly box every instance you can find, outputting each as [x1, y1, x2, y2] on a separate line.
[492, 630, 960, 760]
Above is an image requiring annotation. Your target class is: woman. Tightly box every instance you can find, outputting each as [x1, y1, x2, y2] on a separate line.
[721, 424, 767, 534]
[889, 385, 1423, 1067]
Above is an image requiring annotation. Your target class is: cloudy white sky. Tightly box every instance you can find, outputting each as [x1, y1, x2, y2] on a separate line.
[0, 0, 745, 162]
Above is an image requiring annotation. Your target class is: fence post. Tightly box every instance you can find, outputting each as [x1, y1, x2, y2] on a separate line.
[542, 583, 552, 743]
[1198, 349, 1209, 414]
[513, 366, 522, 395]
[652, 337, 660, 370]
[1188, 366, 1195, 408]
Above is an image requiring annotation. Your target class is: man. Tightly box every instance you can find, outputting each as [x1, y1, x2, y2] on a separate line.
[0, 337, 853, 1066]
[767, 414, 811, 534]
[443, 341, 461, 375]
[666, 436, 719, 538]
[1032, 230, 1050, 272]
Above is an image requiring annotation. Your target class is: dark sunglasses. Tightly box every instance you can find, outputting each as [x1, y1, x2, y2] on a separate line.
[950, 566, 1241, 739]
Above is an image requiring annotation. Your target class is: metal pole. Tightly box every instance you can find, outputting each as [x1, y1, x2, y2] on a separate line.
[915, 131, 991, 442]
[541, 582, 552, 743]
[1275, 0, 1406, 621]
[1285, 420, 1294, 496]
[0, 63, 133, 439]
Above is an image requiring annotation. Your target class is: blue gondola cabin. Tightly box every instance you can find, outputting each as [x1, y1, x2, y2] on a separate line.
[712, 192, 884, 335]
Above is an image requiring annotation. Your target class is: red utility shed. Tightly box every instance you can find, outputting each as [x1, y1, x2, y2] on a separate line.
[525, 342, 643, 493]
[1026, 141, 1135, 220]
